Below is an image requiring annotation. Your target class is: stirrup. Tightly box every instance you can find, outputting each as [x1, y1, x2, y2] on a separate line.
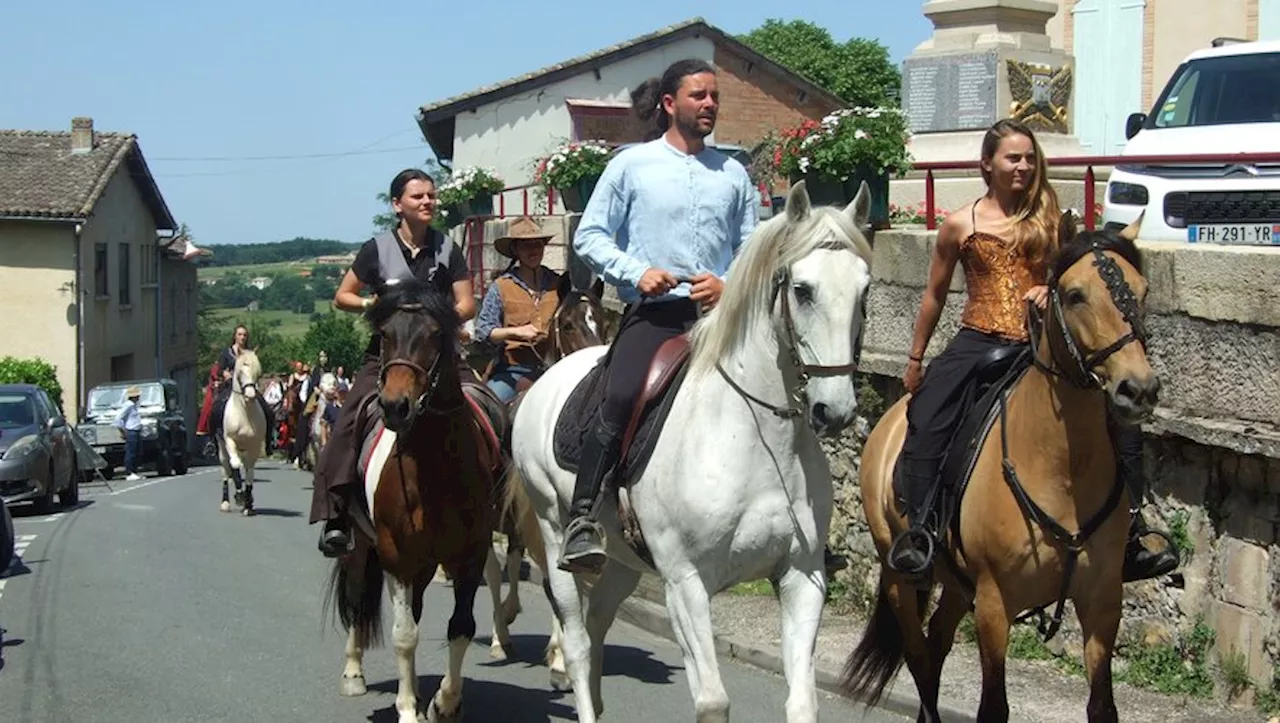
[558, 516, 606, 573]
[1123, 525, 1180, 582]
[886, 527, 936, 576]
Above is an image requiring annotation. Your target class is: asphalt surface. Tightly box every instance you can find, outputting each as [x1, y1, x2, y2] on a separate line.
[0, 460, 908, 722]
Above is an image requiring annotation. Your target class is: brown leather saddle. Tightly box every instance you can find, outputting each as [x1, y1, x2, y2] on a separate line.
[552, 334, 691, 565]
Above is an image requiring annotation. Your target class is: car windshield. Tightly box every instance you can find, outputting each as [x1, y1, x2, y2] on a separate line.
[1153, 52, 1280, 128]
[0, 394, 37, 428]
[89, 385, 164, 410]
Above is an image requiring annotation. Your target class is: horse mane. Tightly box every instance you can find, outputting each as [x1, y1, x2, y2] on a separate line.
[687, 205, 873, 375]
[1050, 225, 1144, 283]
[235, 349, 262, 378]
[365, 278, 460, 338]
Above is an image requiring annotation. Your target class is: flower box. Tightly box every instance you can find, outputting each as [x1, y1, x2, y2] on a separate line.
[534, 141, 612, 214]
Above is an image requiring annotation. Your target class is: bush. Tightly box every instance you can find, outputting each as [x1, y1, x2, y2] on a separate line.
[0, 357, 64, 412]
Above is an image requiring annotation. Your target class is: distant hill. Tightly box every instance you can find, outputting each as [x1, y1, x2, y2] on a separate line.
[197, 237, 363, 267]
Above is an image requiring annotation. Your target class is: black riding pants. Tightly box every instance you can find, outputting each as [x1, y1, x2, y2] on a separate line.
[597, 298, 700, 436]
[309, 354, 380, 524]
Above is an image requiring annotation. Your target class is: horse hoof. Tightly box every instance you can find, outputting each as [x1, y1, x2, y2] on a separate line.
[220, 501, 231, 513]
[426, 699, 461, 723]
[340, 674, 367, 697]
[243, 507, 256, 517]
[488, 641, 512, 661]
[234, 491, 246, 507]
[549, 669, 572, 692]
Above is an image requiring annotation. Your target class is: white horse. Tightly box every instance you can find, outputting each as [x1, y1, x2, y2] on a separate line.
[504, 180, 874, 723]
[218, 349, 267, 516]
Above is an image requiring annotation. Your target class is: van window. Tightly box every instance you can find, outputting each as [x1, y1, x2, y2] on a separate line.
[1152, 52, 1280, 128]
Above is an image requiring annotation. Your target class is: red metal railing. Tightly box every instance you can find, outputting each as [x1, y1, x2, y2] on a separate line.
[460, 183, 563, 295]
[916, 152, 1280, 231]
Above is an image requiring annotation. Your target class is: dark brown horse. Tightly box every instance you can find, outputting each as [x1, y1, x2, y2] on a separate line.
[326, 279, 494, 723]
[841, 212, 1158, 723]
[482, 275, 609, 665]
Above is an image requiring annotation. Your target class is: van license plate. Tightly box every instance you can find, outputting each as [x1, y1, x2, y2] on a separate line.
[1187, 224, 1280, 244]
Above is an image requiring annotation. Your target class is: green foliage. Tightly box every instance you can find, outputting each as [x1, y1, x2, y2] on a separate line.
[532, 140, 613, 191]
[310, 264, 344, 281]
[768, 107, 913, 182]
[738, 19, 901, 108]
[197, 237, 359, 268]
[0, 357, 64, 413]
[299, 312, 368, 374]
[1117, 619, 1216, 698]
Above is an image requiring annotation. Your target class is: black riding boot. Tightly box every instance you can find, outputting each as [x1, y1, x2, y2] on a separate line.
[558, 417, 622, 575]
[319, 513, 351, 558]
[1115, 426, 1180, 582]
[887, 458, 941, 577]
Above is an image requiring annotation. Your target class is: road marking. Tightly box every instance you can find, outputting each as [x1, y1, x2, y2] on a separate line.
[1, 534, 37, 601]
[83, 468, 217, 497]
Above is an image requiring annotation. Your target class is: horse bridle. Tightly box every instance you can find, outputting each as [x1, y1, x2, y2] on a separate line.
[232, 370, 257, 397]
[1029, 244, 1148, 390]
[716, 240, 866, 419]
[377, 302, 463, 416]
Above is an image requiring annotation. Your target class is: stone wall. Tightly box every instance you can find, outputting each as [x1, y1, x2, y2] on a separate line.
[824, 228, 1280, 702]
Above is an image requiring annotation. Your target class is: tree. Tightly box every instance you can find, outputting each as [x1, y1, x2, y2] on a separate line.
[738, 19, 900, 109]
[300, 312, 367, 374]
[0, 357, 64, 413]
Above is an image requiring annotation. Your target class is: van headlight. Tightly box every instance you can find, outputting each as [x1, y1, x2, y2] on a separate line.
[141, 420, 159, 440]
[1109, 182, 1149, 206]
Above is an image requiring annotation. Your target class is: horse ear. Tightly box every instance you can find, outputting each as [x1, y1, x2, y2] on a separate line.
[1058, 209, 1076, 248]
[589, 276, 604, 300]
[1119, 210, 1145, 242]
[845, 180, 871, 229]
[786, 180, 812, 222]
[555, 271, 570, 298]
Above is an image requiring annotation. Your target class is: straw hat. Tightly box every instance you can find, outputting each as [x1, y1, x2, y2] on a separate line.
[494, 216, 554, 259]
[126, 386, 141, 398]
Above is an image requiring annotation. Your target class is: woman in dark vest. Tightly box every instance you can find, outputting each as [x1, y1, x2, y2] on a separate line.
[309, 168, 476, 557]
[474, 216, 561, 403]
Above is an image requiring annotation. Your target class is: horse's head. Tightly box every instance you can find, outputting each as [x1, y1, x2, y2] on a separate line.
[691, 179, 874, 437]
[1043, 210, 1158, 426]
[548, 275, 607, 364]
[234, 350, 262, 399]
[366, 279, 461, 433]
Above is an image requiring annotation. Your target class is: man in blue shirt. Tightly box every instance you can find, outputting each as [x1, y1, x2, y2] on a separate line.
[114, 386, 143, 482]
[559, 58, 759, 575]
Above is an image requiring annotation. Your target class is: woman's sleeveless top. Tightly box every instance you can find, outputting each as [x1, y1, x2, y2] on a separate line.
[958, 204, 1047, 342]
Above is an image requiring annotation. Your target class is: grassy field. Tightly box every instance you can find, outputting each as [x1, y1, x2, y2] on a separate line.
[198, 260, 314, 280]
[206, 299, 332, 338]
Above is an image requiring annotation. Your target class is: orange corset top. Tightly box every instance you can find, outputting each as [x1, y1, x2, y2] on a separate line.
[958, 232, 1046, 341]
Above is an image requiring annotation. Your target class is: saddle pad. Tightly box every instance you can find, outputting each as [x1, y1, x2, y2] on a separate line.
[461, 384, 504, 476]
[552, 360, 689, 484]
[893, 349, 1033, 552]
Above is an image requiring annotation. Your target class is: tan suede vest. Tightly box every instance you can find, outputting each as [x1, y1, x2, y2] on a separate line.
[496, 271, 561, 366]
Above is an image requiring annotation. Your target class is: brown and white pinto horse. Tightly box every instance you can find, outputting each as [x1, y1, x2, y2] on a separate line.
[326, 279, 495, 723]
[483, 276, 608, 665]
[842, 212, 1159, 723]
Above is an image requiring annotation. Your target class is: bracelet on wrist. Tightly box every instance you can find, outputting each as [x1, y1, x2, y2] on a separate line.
[908, 353, 923, 363]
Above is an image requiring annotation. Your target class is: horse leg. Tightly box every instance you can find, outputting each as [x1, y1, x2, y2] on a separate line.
[1075, 585, 1122, 723]
[220, 478, 231, 513]
[241, 455, 256, 517]
[840, 573, 931, 722]
[502, 530, 524, 625]
[776, 562, 825, 723]
[485, 545, 513, 660]
[666, 572, 730, 723]
[544, 557, 598, 721]
[973, 580, 1012, 723]
[428, 562, 481, 723]
[386, 574, 423, 723]
[543, 576, 571, 691]
[340, 625, 368, 696]
[920, 586, 970, 722]
[584, 562, 641, 717]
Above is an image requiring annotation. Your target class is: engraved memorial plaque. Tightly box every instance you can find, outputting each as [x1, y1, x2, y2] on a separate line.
[902, 51, 999, 133]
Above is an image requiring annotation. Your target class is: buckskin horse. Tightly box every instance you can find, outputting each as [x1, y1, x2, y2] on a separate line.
[484, 275, 608, 666]
[840, 212, 1157, 723]
[325, 279, 497, 723]
[505, 180, 874, 723]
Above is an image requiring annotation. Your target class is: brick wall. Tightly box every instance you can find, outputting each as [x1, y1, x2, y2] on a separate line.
[710, 43, 840, 153]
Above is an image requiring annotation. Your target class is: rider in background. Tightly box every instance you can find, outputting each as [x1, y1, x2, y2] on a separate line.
[474, 216, 561, 403]
[887, 118, 1179, 582]
[202, 325, 275, 451]
[558, 58, 758, 575]
[309, 168, 476, 557]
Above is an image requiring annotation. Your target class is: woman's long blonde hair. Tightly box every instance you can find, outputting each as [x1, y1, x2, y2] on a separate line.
[980, 119, 1063, 265]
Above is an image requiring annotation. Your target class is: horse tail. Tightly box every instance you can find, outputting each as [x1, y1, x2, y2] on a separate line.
[323, 539, 384, 648]
[500, 466, 546, 574]
[839, 582, 904, 706]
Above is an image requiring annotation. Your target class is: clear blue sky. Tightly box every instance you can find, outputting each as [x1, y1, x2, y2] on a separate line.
[1, 0, 929, 246]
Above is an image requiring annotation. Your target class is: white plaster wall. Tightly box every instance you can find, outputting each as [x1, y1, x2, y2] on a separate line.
[1151, 0, 1250, 106]
[451, 35, 716, 213]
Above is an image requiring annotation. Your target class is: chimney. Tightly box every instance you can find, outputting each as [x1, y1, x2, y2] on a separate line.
[71, 117, 94, 154]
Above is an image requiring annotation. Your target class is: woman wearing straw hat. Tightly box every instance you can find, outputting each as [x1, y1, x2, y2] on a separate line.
[474, 216, 563, 403]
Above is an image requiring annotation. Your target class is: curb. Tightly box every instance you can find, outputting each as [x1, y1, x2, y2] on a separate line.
[614, 595, 978, 723]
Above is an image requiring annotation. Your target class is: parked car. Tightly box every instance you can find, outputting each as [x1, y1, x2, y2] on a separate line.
[1101, 38, 1280, 243]
[76, 379, 190, 478]
[0, 384, 79, 511]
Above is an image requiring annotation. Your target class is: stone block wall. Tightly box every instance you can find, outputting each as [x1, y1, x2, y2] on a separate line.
[825, 229, 1280, 700]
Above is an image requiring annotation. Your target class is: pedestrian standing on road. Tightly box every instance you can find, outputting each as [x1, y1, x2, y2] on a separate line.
[115, 386, 143, 482]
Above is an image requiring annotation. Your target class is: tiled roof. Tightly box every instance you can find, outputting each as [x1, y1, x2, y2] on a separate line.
[0, 127, 175, 228]
[417, 17, 844, 124]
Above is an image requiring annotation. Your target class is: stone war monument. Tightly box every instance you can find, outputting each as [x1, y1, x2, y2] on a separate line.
[893, 0, 1096, 215]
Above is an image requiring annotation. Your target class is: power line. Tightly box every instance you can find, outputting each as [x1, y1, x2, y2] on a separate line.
[151, 144, 428, 162]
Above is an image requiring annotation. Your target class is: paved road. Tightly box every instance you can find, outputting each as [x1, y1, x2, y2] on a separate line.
[0, 461, 907, 722]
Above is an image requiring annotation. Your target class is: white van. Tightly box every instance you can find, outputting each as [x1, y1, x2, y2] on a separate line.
[1100, 39, 1280, 245]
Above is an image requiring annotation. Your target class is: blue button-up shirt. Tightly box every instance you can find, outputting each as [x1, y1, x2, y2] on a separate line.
[114, 401, 141, 432]
[475, 266, 560, 349]
[572, 137, 759, 305]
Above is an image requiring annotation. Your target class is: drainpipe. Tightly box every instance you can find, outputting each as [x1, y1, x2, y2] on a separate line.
[74, 222, 85, 421]
[156, 240, 163, 377]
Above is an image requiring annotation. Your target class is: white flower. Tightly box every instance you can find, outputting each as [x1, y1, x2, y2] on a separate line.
[855, 129, 869, 141]
[799, 156, 811, 173]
